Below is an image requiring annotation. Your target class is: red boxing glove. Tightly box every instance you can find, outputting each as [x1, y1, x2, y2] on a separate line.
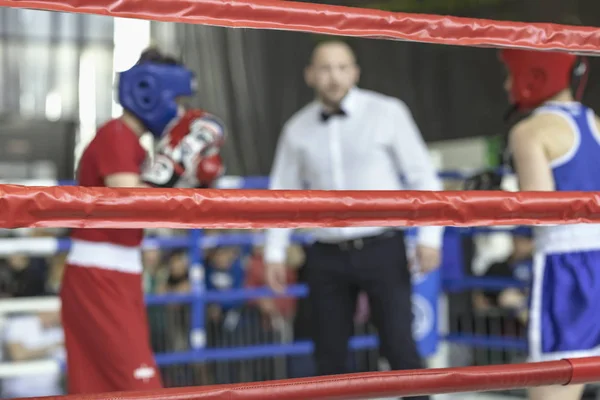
[142, 109, 226, 188]
[197, 153, 225, 187]
[141, 153, 185, 188]
[165, 110, 224, 156]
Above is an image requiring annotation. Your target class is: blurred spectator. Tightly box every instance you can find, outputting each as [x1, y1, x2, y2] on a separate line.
[245, 245, 302, 323]
[161, 250, 191, 352]
[158, 250, 196, 387]
[2, 311, 65, 398]
[247, 244, 323, 380]
[142, 247, 169, 354]
[5, 253, 48, 297]
[143, 247, 168, 295]
[0, 264, 14, 298]
[464, 227, 532, 368]
[45, 253, 67, 295]
[205, 245, 244, 319]
[164, 250, 191, 294]
[204, 245, 248, 384]
[473, 227, 533, 324]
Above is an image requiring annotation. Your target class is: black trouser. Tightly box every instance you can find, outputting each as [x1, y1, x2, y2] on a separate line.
[306, 230, 429, 400]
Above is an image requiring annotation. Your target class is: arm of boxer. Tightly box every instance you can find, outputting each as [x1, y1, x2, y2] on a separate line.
[98, 124, 148, 188]
[105, 173, 146, 188]
[509, 117, 557, 192]
[264, 126, 303, 265]
[388, 100, 444, 250]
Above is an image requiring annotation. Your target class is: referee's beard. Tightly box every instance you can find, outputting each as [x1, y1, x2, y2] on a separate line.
[318, 87, 349, 111]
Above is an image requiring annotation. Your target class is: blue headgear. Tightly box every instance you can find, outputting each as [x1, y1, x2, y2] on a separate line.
[118, 62, 195, 137]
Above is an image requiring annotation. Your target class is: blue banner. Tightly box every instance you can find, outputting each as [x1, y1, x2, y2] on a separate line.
[405, 229, 440, 357]
[412, 268, 440, 356]
[440, 229, 466, 282]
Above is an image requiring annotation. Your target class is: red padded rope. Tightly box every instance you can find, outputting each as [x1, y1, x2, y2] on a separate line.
[1, 185, 600, 229]
[566, 357, 600, 385]
[0, 0, 599, 53]
[16, 358, 600, 400]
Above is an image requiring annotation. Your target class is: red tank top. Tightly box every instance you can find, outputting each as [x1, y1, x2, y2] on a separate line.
[70, 119, 148, 247]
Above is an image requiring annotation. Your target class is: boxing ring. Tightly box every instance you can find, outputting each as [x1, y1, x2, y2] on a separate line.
[1, 0, 600, 398]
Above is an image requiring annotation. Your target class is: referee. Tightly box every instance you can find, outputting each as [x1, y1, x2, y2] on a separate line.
[264, 41, 443, 400]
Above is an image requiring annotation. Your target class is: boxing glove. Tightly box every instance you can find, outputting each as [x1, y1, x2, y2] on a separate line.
[142, 109, 226, 188]
[196, 153, 225, 187]
[141, 153, 184, 188]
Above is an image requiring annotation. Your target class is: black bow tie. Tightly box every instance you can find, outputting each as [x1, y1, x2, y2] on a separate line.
[320, 109, 347, 122]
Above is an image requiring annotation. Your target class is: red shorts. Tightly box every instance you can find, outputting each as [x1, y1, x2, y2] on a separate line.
[60, 264, 163, 394]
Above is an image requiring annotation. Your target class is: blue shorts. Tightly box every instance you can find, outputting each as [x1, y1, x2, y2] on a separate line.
[529, 250, 600, 361]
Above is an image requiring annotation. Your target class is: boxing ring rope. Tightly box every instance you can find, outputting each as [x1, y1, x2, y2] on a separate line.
[2, 185, 600, 229]
[0, 0, 599, 53]
[14, 358, 600, 400]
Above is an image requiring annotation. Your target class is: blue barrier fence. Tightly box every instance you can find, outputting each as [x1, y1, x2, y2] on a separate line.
[153, 336, 380, 365]
[143, 275, 528, 366]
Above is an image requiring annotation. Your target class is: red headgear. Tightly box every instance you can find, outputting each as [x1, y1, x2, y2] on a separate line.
[499, 49, 584, 111]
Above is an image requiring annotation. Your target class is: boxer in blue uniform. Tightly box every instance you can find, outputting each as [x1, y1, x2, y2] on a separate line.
[501, 49, 596, 400]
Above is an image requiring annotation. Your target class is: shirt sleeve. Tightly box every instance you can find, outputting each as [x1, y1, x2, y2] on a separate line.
[264, 125, 304, 264]
[387, 100, 445, 249]
[97, 127, 143, 178]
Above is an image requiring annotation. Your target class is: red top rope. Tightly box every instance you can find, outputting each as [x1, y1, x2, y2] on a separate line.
[0, 0, 599, 53]
[1, 185, 600, 229]
[18, 357, 600, 400]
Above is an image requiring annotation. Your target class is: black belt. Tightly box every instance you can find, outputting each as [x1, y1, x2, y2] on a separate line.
[315, 230, 398, 251]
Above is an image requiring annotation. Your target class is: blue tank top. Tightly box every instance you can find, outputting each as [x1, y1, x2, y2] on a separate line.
[534, 102, 600, 192]
[532, 102, 600, 253]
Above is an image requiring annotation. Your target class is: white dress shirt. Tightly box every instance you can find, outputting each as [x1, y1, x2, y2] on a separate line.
[264, 87, 444, 264]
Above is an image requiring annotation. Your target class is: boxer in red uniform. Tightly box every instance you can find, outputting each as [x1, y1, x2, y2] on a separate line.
[61, 49, 225, 394]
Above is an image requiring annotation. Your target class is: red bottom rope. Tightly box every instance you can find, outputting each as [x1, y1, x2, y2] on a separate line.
[16, 357, 600, 400]
[1, 185, 600, 229]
